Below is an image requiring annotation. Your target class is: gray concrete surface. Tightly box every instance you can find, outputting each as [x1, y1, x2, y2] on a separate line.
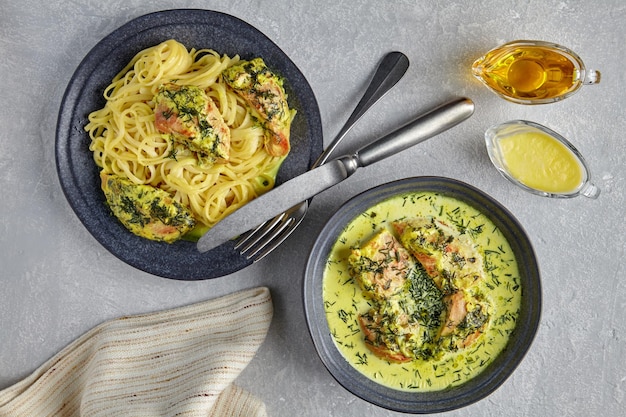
[1, 1, 625, 416]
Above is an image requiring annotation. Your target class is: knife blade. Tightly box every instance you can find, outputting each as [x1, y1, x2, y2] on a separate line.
[197, 97, 474, 253]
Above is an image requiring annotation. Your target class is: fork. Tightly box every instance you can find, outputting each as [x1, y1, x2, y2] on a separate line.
[234, 51, 410, 261]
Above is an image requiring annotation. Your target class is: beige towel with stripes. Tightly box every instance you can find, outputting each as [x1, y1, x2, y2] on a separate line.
[0, 287, 272, 417]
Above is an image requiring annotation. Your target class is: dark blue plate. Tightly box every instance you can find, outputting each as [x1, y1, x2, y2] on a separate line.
[303, 177, 541, 413]
[56, 9, 323, 280]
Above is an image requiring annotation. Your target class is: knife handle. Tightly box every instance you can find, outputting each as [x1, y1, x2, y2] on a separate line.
[351, 97, 474, 170]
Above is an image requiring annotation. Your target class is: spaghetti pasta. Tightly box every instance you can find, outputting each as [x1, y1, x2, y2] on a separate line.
[86, 39, 290, 239]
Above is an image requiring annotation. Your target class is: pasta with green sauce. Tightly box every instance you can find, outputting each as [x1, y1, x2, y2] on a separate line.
[86, 39, 294, 241]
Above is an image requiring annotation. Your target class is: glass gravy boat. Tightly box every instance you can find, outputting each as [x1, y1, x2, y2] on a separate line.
[472, 40, 600, 104]
[485, 120, 600, 199]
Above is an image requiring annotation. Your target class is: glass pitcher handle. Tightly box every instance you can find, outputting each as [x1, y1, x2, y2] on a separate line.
[583, 69, 601, 85]
[580, 181, 601, 199]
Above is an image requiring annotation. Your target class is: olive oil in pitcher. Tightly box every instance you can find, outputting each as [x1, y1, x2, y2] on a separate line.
[472, 40, 600, 104]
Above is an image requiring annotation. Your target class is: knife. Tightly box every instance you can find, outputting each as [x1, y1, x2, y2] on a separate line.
[197, 97, 475, 253]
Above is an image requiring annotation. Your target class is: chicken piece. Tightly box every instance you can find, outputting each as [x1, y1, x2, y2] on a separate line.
[222, 58, 294, 157]
[440, 291, 467, 337]
[439, 290, 490, 349]
[154, 83, 230, 164]
[100, 173, 195, 243]
[393, 217, 485, 293]
[349, 222, 490, 362]
[358, 288, 443, 363]
[358, 313, 413, 363]
[349, 230, 445, 362]
[459, 308, 488, 347]
[348, 229, 415, 300]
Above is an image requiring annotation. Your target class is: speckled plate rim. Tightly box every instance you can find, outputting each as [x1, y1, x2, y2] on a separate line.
[55, 9, 323, 280]
[303, 176, 542, 413]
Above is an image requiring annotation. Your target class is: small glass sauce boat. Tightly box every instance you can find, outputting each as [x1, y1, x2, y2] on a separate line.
[485, 120, 600, 199]
[472, 40, 600, 104]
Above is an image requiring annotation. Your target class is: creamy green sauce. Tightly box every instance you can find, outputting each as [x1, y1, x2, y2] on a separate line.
[323, 192, 521, 392]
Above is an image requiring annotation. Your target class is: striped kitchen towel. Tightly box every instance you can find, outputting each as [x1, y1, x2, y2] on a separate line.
[0, 287, 273, 417]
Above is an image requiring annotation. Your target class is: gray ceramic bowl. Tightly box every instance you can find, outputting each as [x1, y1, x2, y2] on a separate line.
[55, 10, 322, 280]
[303, 177, 541, 413]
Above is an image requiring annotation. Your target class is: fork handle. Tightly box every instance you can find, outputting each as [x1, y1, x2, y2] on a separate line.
[312, 51, 409, 168]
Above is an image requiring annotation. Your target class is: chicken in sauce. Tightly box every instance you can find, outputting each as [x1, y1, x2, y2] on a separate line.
[100, 173, 195, 243]
[222, 58, 295, 157]
[348, 217, 491, 362]
[154, 83, 231, 165]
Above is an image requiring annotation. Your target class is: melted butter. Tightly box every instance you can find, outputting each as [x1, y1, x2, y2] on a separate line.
[499, 130, 583, 193]
[323, 192, 522, 392]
